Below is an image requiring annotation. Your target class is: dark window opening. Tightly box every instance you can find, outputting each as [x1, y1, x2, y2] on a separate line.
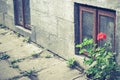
[74, 4, 116, 54]
[13, 0, 31, 30]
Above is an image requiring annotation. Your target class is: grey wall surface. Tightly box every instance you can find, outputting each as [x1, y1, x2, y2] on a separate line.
[0, 0, 120, 64]
[30, 0, 75, 58]
[0, 0, 15, 30]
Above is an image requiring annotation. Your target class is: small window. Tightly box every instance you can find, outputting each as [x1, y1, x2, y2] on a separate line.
[13, 0, 31, 30]
[74, 4, 116, 54]
[80, 6, 97, 43]
[98, 10, 116, 51]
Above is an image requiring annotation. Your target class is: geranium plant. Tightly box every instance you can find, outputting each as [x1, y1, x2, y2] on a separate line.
[76, 32, 119, 80]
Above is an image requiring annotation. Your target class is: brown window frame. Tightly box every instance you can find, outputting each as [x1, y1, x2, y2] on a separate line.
[13, 0, 31, 30]
[98, 10, 116, 51]
[79, 5, 116, 52]
[79, 6, 97, 43]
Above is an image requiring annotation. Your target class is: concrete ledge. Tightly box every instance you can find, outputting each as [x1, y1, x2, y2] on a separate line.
[15, 26, 31, 37]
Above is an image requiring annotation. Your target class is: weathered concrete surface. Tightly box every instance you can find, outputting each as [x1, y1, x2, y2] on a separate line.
[30, 0, 120, 63]
[37, 61, 86, 80]
[0, 27, 86, 80]
[0, 60, 20, 80]
[18, 77, 31, 80]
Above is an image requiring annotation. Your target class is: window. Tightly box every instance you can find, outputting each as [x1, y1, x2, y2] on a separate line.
[74, 4, 116, 53]
[13, 0, 31, 30]
[80, 6, 97, 43]
[98, 10, 116, 51]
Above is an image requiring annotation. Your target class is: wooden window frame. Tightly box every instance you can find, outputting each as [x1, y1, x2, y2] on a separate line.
[14, 0, 31, 30]
[79, 5, 116, 52]
[79, 6, 97, 43]
[98, 10, 116, 51]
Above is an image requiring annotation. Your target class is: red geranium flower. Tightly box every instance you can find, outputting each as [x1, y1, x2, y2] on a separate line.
[97, 32, 106, 40]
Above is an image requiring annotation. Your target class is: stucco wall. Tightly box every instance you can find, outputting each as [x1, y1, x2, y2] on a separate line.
[30, 0, 75, 58]
[0, 0, 120, 64]
[30, 0, 120, 60]
[0, 0, 15, 30]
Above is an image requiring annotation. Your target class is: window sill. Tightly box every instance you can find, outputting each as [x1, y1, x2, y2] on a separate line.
[15, 25, 32, 37]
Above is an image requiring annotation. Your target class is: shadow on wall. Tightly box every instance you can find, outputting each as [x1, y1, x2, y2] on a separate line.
[74, 3, 80, 55]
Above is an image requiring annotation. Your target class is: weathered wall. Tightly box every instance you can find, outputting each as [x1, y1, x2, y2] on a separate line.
[30, 0, 120, 61]
[30, 0, 75, 58]
[0, 0, 120, 64]
[0, 0, 15, 30]
[0, 0, 6, 25]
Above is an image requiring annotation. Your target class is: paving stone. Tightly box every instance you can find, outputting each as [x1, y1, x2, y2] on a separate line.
[37, 61, 85, 80]
[0, 32, 23, 52]
[0, 28, 86, 80]
[18, 57, 62, 71]
[0, 39, 23, 52]
[8, 43, 42, 60]
[0, 60, 20, 80]
[40, 50, 54, 58]
[0, 28, 8, 34]
[72, 74, 87, 80]
[18, 77, 31, 80]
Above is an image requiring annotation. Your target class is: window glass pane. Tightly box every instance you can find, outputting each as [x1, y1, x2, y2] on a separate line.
[99, 15, 114, 50]
[23, 0, 31, 30]
[16, 0, 24, 26]
[82, 11, 94, 40]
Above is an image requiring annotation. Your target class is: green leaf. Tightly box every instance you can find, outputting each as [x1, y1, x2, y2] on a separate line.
[88, 39, 94, 44]
[83, 38, 88, 42]
[94, 73, 101, 79]
[76, 44, 82, 48]
[108, 52, 113, 57]
[79, 49, 86, 54]
[96, 47, 101, 51]
[84, 58, 94, 65]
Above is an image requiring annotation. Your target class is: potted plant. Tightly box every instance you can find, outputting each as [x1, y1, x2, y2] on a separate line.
[76, 32, 120, 80]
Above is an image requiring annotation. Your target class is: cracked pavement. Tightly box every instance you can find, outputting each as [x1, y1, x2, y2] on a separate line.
[0, 27, 86, 80]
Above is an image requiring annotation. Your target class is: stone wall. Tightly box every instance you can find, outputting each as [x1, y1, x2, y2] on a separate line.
[0, 0, 15, 30]
[30, 0, 75, 58]
[0, 0, 120, 64]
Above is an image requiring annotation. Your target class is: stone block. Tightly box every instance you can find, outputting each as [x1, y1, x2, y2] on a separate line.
[39, 14, 58, 35]
[47, 0, 58, 16]
[31, 0, 48, 13]
[18, 58, 62, 71]
[19, 77, 31, 80]
[15, 25, 31, 37]
[0, 0, 7, 13]
[0, 61, 20, 80]
[31, 12, 58, 35]
[6, 0, 14, 17]
[5, 14, 15, 30]
[35, 29, 50, 48]
[31, 11, 58, 35]
[0, 13, 3, 24]
[48, 34, 75, 58]
[48, 35, 66, 57]
[31, 25, 37, 42]
[57, 18, 74, 40]
[8, 43, 42, 60]
[50, 0, 74, 22]
[31, 11, 42, 29]
[37, 61, 83, 80]
[74, 0, 112, 9]
[64, 39, 75, 57]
